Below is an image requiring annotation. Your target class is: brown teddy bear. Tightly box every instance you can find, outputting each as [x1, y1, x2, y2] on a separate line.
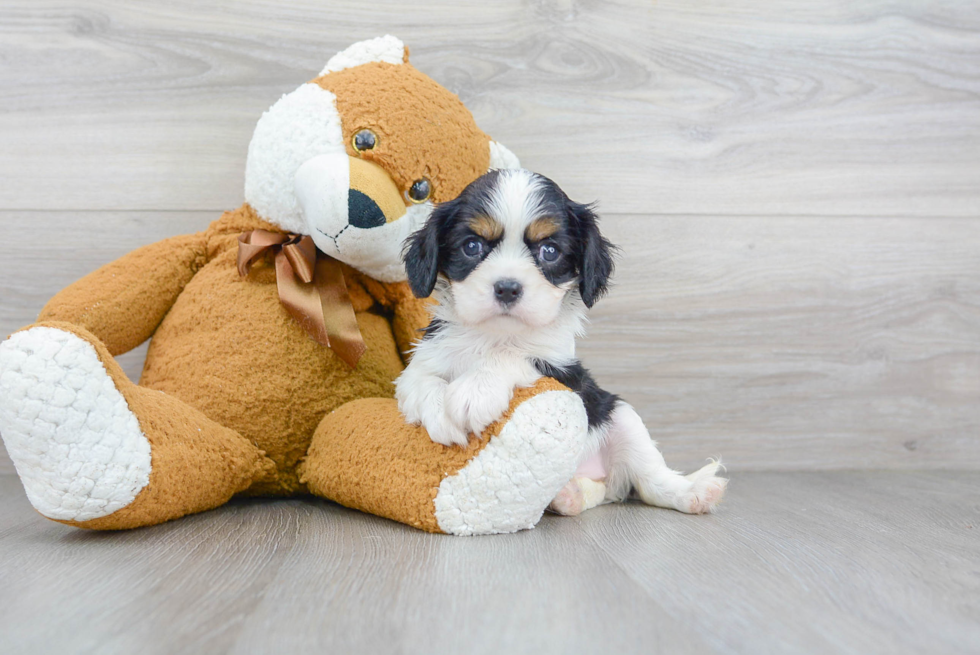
[0, 36, 589, 536]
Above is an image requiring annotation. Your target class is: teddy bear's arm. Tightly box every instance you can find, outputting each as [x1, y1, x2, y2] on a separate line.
[37, 233, 207, 356]
[351, 275, 435, 364]
[391, 293, 437, 364]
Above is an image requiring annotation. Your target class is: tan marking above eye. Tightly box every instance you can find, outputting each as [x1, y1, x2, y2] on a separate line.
[468, 215, 504, 241]
[525, 216, 560, 242]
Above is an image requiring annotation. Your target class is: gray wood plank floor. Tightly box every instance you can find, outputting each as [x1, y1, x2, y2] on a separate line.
[1, 1, 979, 217]
[0, 472, 977, 655]
[0, 4, 978, 653]
[2, 0, 978, 474]
[2, 210, 977, 474]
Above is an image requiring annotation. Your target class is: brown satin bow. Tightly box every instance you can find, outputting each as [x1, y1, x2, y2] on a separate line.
[237, 230, 366, 368]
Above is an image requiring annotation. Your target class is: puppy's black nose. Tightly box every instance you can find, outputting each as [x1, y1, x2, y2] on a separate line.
[348, 189, 387, 229]
[493, 279, 523, 306]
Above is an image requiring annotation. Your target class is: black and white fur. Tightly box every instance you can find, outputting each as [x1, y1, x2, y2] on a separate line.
[396, 169, 727, 515]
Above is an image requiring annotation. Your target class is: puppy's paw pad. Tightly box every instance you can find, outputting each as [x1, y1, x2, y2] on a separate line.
[549, 479, 585, 516]
[677, 462, 728, 514]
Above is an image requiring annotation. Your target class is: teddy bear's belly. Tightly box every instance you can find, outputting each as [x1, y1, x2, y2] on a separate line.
[138, 259, 405, 494]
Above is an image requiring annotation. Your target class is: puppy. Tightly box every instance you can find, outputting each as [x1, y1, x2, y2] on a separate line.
[395, 169, 727, 516]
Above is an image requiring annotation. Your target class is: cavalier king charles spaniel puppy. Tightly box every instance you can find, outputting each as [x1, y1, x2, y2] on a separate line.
[396, 169, 727, 516]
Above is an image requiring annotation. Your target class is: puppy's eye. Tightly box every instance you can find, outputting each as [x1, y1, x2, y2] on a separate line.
[352, 129, 377, 152]
[408, 178, 431, 203]
[462, 238, 484, 258]
[539, 243, 560, 263]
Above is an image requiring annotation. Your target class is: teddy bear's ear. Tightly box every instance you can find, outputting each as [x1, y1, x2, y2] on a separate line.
[488, 140, 521, 171]
[319, 35, 407, 75]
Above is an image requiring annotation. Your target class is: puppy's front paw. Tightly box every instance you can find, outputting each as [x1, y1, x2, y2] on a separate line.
[422, 411, 470, 447]
[396, 375, 470, 447]
[445, 376, 512, 437]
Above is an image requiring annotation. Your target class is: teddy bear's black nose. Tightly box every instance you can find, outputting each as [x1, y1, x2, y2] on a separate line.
[348, 189, 387, 229]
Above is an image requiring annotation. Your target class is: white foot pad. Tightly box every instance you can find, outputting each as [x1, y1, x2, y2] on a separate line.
[549, 477, 608, 517]
[434, 390, 588, 536]
[677, 461, 728, 514]
[0, 327, 151, 521]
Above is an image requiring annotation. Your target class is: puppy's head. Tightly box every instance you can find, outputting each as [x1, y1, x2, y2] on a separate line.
[403, 169, 615, 330]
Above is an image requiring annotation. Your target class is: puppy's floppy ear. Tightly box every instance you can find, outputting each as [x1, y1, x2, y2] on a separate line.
[403, 198, 456, 298]
[403, 215, 441, 298]
[569, 200, 616, 308]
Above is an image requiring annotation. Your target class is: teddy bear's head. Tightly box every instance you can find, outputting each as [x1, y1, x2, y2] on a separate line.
[244, 35, 519, 282]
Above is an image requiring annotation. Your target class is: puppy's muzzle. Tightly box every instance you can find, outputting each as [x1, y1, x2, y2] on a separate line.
[493, 278, 523, 306]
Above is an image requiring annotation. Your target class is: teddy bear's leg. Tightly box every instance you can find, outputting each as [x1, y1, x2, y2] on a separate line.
[0, 323, 275, 530]
[299, 378, 589, 535]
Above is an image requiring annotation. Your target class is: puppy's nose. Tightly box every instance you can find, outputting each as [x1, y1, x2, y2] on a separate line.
[493, 279, 523, 306]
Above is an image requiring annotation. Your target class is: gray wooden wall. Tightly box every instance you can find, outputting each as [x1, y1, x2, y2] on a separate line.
[1, 0, 978, 475]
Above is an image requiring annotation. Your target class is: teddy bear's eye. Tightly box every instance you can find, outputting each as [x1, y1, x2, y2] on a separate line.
[352, 129, 377, 152]
[408, 178, 431, 203]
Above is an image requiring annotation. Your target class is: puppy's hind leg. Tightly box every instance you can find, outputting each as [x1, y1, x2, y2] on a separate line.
[549, 475, 607, 516]
[603, 402, 727, 514]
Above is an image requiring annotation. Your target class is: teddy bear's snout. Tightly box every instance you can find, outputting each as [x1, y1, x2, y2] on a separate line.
[347, 156, 406, 226]
[295, 153, 407, 239]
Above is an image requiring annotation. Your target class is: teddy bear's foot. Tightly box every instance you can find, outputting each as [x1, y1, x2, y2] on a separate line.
[433, 384, 589, 535]
[303, 378, 589, 535]
[0, 326, 151, 522]
[0, 323, 275, 529]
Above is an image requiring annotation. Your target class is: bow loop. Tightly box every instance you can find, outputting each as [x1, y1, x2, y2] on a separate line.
[237, 230, 290, 277]
[237, 229, 366, 368]
[281, 235, 317, 284]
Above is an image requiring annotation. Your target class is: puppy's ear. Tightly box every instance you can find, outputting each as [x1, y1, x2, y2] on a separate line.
[403, 199, 456, 298]
[569, 201, 616, 308]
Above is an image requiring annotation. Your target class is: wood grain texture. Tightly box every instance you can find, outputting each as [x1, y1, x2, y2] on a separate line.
[589, 214, 980, 471]
[576, 470, 980, 655]
[0, 472, 977, 654]
[2, 4, 978, 652]
[0, 211, 210, 475]
[2, 211, 977, 473]
[0, 1, 978, 215]
[0, 4, 978, 472]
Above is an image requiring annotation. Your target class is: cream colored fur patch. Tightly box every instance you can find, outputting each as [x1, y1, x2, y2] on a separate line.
[0, 327, 151, 521]
[434, 389, 588, 535]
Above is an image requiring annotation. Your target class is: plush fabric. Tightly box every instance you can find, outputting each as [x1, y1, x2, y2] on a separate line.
[0, 36, 588, 535]
[301, 378, 586, 534]
[315, 61, 491, 204]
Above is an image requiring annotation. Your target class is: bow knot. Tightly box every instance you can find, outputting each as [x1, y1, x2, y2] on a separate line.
[237, 230, 366, 368]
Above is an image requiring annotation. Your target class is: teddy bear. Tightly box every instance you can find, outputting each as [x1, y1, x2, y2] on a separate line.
[0, 36, 589, 536]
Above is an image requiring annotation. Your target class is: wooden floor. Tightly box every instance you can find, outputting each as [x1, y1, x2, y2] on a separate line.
[0, 472, 977, 655]
[1, 0, 978, 473]
[1, 3, 979, 654]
